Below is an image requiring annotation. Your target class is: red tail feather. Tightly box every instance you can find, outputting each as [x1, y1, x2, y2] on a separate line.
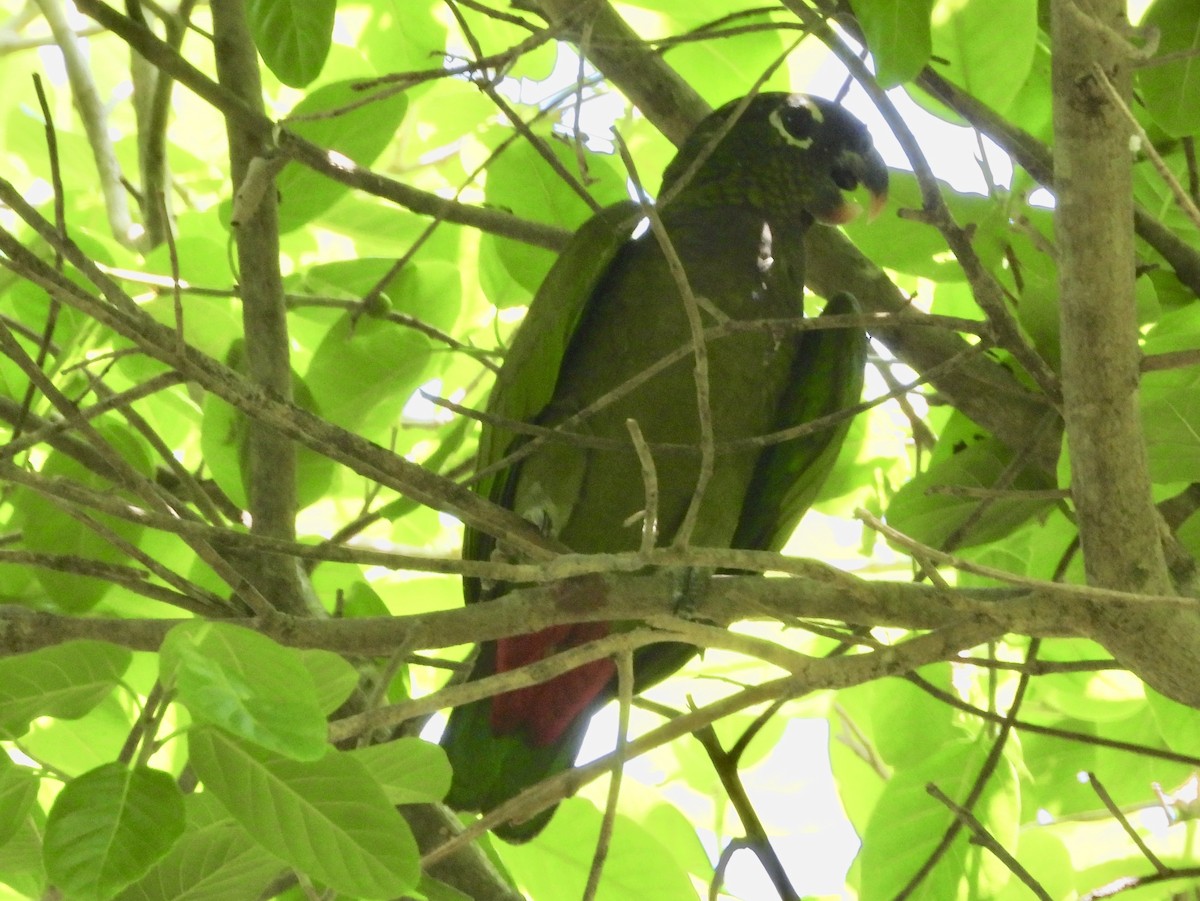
[491, 623, 614, 746]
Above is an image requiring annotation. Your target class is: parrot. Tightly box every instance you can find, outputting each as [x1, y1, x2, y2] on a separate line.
[440, 92, 888, 841]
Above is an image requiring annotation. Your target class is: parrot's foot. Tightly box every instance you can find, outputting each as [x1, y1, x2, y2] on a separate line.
[670, 567, 714, 619]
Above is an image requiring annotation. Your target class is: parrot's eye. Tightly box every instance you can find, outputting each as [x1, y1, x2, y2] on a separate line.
[769, 96, 823, 149]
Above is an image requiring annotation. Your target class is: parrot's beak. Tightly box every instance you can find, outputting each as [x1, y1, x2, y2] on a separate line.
[817, 200, 866, 226]
[818, 146, 889, 226]
[868, 188, 888, 222]
[861, 146, 889, 222]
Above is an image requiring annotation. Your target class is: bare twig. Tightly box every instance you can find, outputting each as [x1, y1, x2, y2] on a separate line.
[693, 705, 800, 901]
[1089, 61, 1200, 233]
[625, 418, 660, 553]
[1083, 771, 1168, 875]
[73, 0, 572, 252]
[896, 640, 1038, 898]
[583, 650, 633, 900]
[926, 783, 1052, 900]
[33, 0, 142, 247]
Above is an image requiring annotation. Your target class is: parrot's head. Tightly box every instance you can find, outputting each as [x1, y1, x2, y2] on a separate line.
[660, 92, 889, 228]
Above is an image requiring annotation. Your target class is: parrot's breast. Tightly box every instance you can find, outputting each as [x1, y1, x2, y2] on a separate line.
[523, 207, 807, 554]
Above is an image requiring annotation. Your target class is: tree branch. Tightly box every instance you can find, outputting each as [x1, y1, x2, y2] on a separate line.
[1051, 0, 1200, 706]
[3, 565, 1178, 659]
[211, 0, 307, 614]
[33, 0, 142, 248]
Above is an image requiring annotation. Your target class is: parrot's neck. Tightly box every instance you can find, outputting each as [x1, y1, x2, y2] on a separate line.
[657, 203, 809, 314]
[659, 160, 815, 237]
[659, 197, 810, 249]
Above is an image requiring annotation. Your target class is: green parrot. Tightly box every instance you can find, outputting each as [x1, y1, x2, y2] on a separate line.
[441, 93, 888, 840]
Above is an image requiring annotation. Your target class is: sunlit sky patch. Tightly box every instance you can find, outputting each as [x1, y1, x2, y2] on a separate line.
[501, 35, 1044, 213]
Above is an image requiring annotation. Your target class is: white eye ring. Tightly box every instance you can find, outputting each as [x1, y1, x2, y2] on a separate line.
[769, 105, 815, 149]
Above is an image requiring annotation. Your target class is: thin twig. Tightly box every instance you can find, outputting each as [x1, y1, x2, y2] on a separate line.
[906, 670, 1200, 767]
[625, 418, 660, 553]
[1089, 61, 1200, 233]
[896, 640, 1039, 898]
[926, 783, 1052, 900]
[446, 0, 601, 212]
[693, 704, 799, 901]
[941, 409, 1061, 552]
[614, 129, 715, 550]
[1084, 771, 1168, 874]
[583, 649, 633, 901]
[34, 0, 142, 247]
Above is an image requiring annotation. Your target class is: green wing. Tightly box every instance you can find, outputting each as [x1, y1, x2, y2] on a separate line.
[464, 200, 642, 578]
[732, 291, 868, 551]
[447, 201, 643, 840]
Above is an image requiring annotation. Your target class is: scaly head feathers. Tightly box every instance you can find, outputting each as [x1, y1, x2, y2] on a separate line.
[660, 92, 889, 228]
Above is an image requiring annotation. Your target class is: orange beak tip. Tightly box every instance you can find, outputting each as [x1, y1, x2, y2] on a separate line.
[817, 200, 862, 226]
[868, 191, 888, 222]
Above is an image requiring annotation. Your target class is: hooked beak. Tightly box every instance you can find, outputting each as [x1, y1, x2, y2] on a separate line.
[864, 156, 889, 221]
[856, 145, 890, 222]
[817, 145, 889, 226]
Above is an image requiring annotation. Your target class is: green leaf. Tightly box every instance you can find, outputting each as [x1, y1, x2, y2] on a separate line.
[1006, 218, 1061, 368]
[849, 0, 935, 87]
[1140, 306, 1200, 483]
[0, 756, 38, 849]
[1139, 0, 1200, 137]
[1142, 377, 1200, 484]
[245, 0, 335, 87]
[415, 872, 475, 901]
[0, 641, 131, 740]
[886, 425, 1056, 550]
[499, 799, 696, 901]
[44, 763, 185, 901]
[481, 136, 627, 305]
[842, 171, 1000, 281]
[1149, 687, 1200, 756]
[305, 310, 433, 436]
[828, 710, 888, 834]
[0, 799, 47, 898]
[302, 260, 461, 438]
[858, 670, 968, 768]
[625, 801, 713, 883]
[996, 830, 1074, 901]
[659, 8, 788, 100]
[1092, 707, 1193, 812]
[17, 420, 152, 612]
[116, 799, 282, 901]
[276, 80, 408, 231]
[160, 621, 328, 762]
[338, 578, 391, 618]
[298, 648, 359, 716]
[1027, 645, 1146, 723]
[348, 739, 452, 804]
[357, 0, 447, 76]
[22, 693, 135, 777]
[188, 728, 419, 898]
[1002, 39, 1053, 145]
[929, 0, 1037, 113]
[856, 740, 1019, 898]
